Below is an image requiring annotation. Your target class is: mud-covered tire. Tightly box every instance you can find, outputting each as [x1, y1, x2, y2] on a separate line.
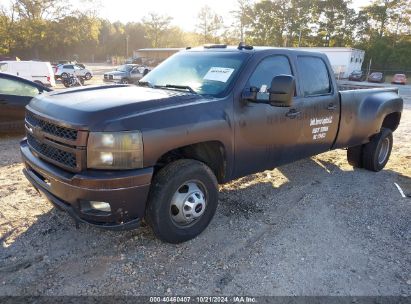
[145, 159, 218, 243]
[362, 128, 393, 172]
[347, 145, 363, 168]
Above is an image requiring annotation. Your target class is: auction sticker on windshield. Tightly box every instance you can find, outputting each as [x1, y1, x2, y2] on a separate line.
[203, 67, 235, 82]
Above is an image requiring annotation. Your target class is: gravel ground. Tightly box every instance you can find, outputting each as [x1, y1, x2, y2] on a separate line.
[0, 75, 410, 296]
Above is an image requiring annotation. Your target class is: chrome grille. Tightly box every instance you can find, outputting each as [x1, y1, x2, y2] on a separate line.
[26, 111, 78, 141]
[25, 109, 87, 172]
[27, 133, 77, 169]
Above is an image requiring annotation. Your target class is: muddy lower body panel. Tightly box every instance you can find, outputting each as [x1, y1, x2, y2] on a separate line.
[21, 139, 153, 230]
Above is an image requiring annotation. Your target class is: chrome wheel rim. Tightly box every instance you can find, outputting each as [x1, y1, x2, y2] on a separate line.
[378, 137, 390, 164]
[170, 181, 207, 227]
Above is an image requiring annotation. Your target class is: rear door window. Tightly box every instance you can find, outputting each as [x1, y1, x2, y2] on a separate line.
[298, 56, 331, 96]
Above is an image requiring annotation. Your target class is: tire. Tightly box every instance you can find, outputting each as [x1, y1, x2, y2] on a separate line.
[85, 72, 92, 80]
[362, 128, 393, 172]
[121, 78, 129, 84]
[347, 145, 363, 168]
[61, 72, 68, 78]
[62, 80, 70, 88]
[145, 159, 219, 243]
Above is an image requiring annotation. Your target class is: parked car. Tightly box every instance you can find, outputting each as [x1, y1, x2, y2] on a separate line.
[391, 74, 407, 85]
[20, 45, 403, 243]
[0, 61, 56, 87]
[54, 64, 93, 80]
[368, 72, 385, 83]
[0, 72, 51, 132]
[348, 70, 366, 82]
[103, 64, 150, 84]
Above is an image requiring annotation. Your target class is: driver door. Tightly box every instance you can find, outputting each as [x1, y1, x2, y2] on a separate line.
[234, 55, 305, 177]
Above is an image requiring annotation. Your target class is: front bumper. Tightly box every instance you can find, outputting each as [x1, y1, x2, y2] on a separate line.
[21, 139, 153, 231]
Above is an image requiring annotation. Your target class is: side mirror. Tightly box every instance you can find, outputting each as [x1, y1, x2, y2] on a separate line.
[241, 86, 259, 102]
[269, 75, 295, 107]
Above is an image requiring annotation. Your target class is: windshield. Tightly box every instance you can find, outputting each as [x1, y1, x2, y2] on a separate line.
[140, 51, 249, 96]
[116, 65, 133, 72]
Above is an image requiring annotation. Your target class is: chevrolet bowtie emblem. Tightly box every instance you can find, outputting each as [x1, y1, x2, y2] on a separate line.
[32, 126, 43, 139]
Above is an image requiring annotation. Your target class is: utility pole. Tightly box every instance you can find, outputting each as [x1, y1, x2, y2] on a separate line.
[126, 35, 129, 58]
[367, 58, 372, 78]
[298, 30, 302, 47]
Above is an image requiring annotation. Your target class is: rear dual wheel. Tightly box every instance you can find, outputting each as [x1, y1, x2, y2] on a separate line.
[347, 128, 393, 172]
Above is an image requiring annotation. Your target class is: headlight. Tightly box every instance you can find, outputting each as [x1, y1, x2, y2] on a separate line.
[87, 131, 143, 169]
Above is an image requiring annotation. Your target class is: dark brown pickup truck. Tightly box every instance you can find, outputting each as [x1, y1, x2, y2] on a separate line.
[20, 45, 403, 243]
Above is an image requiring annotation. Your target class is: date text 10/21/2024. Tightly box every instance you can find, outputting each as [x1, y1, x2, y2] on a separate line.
[149, 296, 257, 303]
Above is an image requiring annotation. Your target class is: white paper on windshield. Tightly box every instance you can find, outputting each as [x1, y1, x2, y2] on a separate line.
[203, 67, 235, 83]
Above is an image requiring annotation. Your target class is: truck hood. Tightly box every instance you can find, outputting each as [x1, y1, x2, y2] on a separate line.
[28, 85, 203, 131]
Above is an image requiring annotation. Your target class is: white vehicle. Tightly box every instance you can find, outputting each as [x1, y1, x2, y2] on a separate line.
[0, 61, 56, 87]
[297, 47, 365, 79]
[54, 64, 93, 80]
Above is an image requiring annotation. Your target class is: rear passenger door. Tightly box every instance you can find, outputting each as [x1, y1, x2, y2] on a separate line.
[297, 56, 340, 157]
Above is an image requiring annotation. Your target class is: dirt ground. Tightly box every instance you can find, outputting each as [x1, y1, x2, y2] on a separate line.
[0, 78, 410, 296]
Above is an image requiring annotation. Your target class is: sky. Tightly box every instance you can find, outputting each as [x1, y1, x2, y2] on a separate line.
[76, 0, 373, 32]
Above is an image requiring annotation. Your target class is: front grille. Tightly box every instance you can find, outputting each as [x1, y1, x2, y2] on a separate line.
[26, 111, 78, 141]
[27, 133, 77, 169]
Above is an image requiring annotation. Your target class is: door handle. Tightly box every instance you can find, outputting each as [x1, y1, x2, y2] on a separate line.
[327, 103, 337, 111]
[285, 109, 301, 119]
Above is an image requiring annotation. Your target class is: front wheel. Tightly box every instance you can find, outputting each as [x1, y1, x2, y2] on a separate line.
[145, 159, 219, 243]
[362, 128, 393, 172]
[85, 72, 92, 80]
[121, 78, 129, 84]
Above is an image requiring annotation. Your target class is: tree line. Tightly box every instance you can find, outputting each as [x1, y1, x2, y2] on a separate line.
[0, 0, 410, 71]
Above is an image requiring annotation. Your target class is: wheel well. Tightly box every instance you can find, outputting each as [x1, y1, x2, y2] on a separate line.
[155, 141, 226, 183]
[382, 112, 401, 132]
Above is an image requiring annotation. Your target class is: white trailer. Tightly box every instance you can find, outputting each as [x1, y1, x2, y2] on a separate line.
[297, 47, 365, 79]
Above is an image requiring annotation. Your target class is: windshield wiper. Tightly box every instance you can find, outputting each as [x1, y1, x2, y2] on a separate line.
[161, 84, 197, 94]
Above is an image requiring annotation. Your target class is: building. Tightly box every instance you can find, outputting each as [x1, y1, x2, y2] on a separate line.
[133, 48, 182, 66]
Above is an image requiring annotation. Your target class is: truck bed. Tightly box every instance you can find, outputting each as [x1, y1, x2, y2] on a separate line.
[335, 84, 401, 149]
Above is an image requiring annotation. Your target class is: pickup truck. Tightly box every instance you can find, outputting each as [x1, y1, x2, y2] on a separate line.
[20, 45, 403, 243]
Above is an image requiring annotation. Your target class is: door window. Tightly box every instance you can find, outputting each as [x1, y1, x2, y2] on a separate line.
[248, 56, 293, 95]
[0, 63, 7, 72]
[298, 56, 331, 96]
[0, 78, 40, 96]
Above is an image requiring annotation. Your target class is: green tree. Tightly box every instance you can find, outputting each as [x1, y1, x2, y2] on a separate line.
[230, 0, 252, 43]
[196, 6, 223, 44]
[313, 0, 356, 47]
[247, 0, 287, 46]
[143, 13, 173, 48]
